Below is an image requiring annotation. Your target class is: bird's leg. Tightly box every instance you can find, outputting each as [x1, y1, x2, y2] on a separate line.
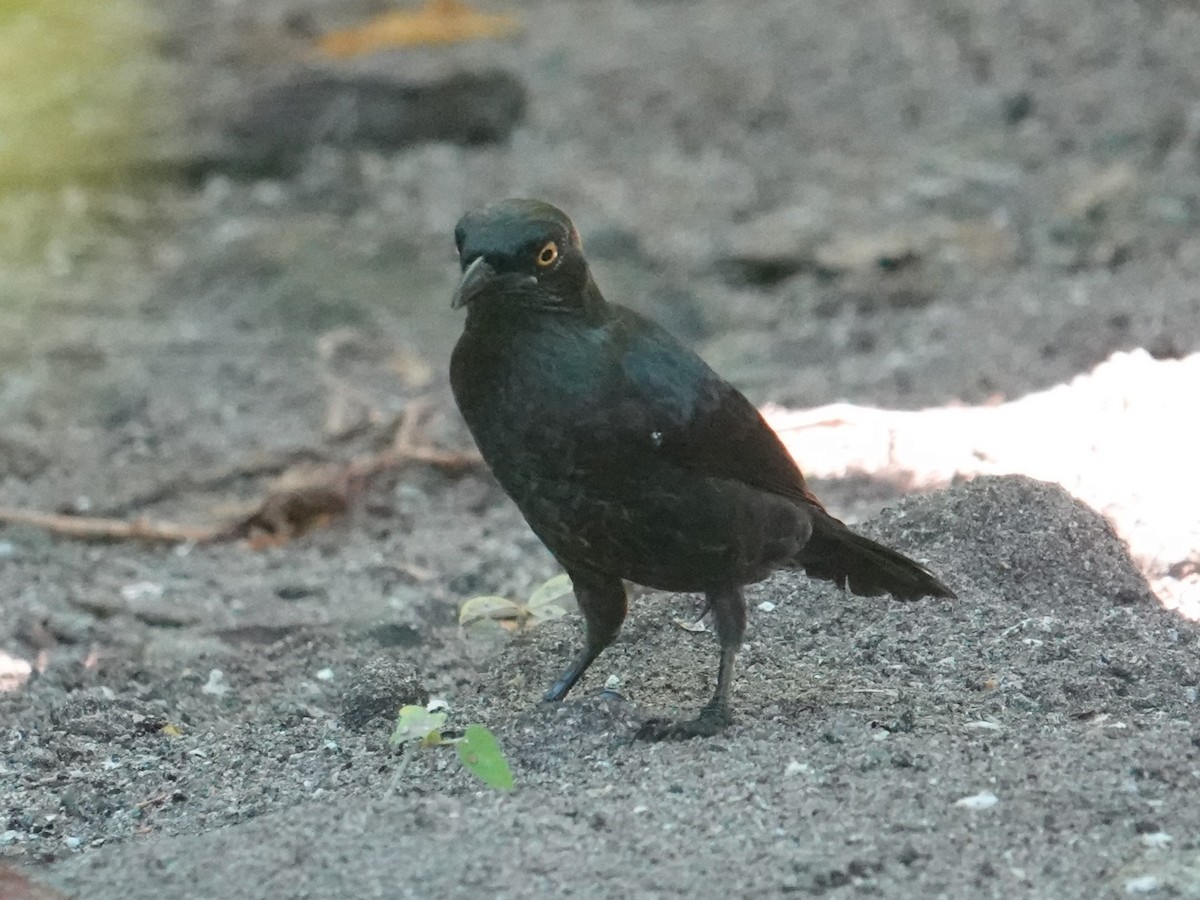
[638, 584, 746, 740]
[543, 571, 627, 702]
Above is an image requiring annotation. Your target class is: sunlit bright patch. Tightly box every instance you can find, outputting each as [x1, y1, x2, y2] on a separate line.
[0, 650, 33, 692]
[764, 348, 1200, 618]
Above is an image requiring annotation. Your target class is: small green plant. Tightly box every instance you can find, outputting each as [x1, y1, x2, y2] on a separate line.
[389, 703, 514, 791]
[458, 573, 573, 633]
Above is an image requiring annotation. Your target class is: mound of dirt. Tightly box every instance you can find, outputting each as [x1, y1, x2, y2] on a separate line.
[4, 476, 1192, 900]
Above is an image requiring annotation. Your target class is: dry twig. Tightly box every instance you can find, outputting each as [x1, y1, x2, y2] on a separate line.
[0, 401, 482, 546]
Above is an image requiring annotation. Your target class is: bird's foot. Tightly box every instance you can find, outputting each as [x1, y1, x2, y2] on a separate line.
[635, 703, 732, 741]
[541, 687, 627, 705]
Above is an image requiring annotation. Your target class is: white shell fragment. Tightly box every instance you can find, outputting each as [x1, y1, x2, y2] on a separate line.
[1124, 875, 1161, 894]
[201, 669, 230, 696]
[954, 790, 999, 809]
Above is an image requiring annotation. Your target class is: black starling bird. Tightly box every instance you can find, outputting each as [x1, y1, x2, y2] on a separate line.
[449, 199, 954, 738]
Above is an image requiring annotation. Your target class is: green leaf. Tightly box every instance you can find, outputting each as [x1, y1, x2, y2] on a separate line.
[527, 603, 568, 625]
[458, 595, 523, 626]
[524, 574, 572, 625]
[389, 705, 447, 746]
[527, 573, 573, 610]
[673, 617, 708, 633]
[456, 724, 514, 791]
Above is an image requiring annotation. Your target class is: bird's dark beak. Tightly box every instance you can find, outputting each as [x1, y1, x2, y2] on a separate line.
[451, 256, 496, 309]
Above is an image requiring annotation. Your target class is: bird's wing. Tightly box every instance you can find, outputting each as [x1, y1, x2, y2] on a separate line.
[591, 306, 826, 510]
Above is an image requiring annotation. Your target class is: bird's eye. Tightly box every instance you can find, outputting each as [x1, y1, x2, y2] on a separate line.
[536, 241, 559, 267]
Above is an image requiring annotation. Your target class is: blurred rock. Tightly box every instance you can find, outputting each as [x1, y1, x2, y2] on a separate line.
[1042, 163, 1141, 269]
[1061, 162, 1139, 222]
[945, 218, 1021, 270]
[0, 436, 50, 480]
[126, 596, 202, 628]
[192, 70, 527, 179]
[814, 228, 928, 276]
[717, 206, 827, 284]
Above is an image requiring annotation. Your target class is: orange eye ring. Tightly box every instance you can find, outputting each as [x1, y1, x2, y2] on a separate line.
[536, 241, 559, 267]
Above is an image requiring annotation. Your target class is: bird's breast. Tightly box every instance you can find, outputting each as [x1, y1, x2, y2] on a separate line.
[451, 322, 616, 485]
[450, 319, 812, 589]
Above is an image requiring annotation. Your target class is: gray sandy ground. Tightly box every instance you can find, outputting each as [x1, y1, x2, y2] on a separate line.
[11, 479, 1200, 900]
[3, 0, 1200, 898]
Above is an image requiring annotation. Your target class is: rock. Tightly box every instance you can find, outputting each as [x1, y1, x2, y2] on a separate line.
[814, 218, 1017, 279]
[717, 206, 827, 284]
[1061, 162, 1139, 222]
[126, 596, 202, 628]
[814, 228, 928, 276]
[945, 218, 1020, 270]
[195, 69, 527, 179]
[717, 204, 1018, 286]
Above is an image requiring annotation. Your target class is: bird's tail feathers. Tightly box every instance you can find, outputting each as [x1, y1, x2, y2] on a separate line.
[797, 511, 955, 600]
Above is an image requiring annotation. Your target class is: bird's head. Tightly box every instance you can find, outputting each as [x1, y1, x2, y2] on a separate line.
[451, 199, 593, 314]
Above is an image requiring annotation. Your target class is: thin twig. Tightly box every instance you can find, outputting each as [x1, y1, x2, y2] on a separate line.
[0, 405, 482, 546]
[0, 507, 219, 543]
[97, 448, 327, 517]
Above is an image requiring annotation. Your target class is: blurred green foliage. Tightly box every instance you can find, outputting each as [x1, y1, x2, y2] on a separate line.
[0, 0, 168, 188]
[0, 0, 176, 310]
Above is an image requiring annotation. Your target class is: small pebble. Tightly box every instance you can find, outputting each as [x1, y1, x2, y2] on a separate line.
[120, 581, 164, 602]
[954, 791, 999, 810]
[202, 669, 230, 696]
[963, 720, 1003, 730]
[757, 601, 776, 612]
[1124, 875, 1161, 894]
